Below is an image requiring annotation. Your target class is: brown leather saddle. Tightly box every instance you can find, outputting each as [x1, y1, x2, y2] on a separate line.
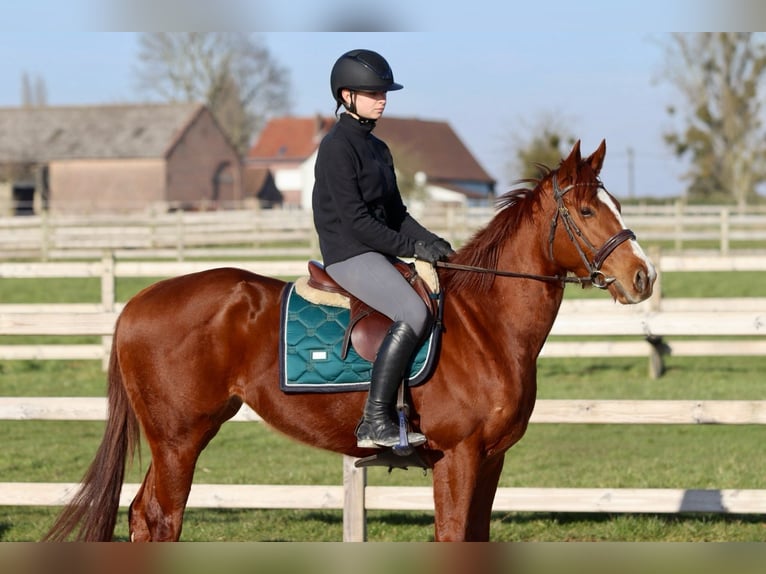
[306, 260, 439, 363]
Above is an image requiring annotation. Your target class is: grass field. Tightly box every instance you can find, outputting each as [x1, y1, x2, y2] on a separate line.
[1, 269, 765, 541]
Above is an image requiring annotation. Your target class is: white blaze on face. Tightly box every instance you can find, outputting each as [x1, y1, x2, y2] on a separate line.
[596, 188, 657, 281]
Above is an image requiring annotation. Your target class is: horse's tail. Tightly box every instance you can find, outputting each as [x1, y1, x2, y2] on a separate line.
[42, 334, 140, 542]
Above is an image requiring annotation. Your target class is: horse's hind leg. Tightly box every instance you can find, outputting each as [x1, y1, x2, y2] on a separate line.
[128, 409, 237, 541]
[128, 464, 154, 541]
[128, 447, 198, 541]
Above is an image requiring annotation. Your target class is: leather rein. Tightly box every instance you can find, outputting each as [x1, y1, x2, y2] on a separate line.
[435, 174, 636, 290]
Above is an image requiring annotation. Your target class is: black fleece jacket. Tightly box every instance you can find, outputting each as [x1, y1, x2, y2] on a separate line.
[312, 113, 439, 266]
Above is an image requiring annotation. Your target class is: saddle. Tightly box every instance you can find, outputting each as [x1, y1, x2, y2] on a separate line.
[306, 260, 439, 362]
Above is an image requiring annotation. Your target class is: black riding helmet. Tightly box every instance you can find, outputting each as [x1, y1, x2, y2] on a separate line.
[330, 49, 403, 105]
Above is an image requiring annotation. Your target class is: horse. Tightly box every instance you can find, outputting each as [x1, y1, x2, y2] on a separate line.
[44, 140, 656, 542]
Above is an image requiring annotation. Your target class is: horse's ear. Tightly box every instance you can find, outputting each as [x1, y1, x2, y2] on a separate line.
[586, 139, 607, 175]
[558, 139, 582, 184]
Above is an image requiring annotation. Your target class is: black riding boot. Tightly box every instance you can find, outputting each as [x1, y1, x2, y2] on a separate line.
[355, 321, 427, 448]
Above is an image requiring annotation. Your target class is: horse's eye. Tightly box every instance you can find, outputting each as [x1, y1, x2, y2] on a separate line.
[580, 206, 594, 217]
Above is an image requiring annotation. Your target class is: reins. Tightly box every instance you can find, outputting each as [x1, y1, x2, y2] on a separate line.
[436, 174, 636, 290]
[434, 260, 591, 287]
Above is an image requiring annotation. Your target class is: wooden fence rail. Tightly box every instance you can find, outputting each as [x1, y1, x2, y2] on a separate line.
[2, 252, 765, 376]
[2, 306, 765, 377]
[2, 203, 766, 260]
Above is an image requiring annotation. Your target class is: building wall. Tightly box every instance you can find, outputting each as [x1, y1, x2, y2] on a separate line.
[166, 109, 242, 207]
[247, 158, 305, 208]
[299, 150, 318, 210]
[49, 159, 165, 213]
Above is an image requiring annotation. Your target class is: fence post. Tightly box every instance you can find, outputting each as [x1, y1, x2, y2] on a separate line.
[342, 455, 366, 542]
[41, 211, 50, 262]
[175, 211, 185, 262]
[101, 251, 116, 370]
[647, 245, 665, 379]
[673, 200, 683, 251]
[720, 209, 730, 255]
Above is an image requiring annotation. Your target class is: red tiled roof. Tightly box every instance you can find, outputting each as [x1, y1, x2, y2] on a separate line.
[248, 115, 495, 185]
[375, 117, 494, 184]
[248, 116, 334, 160]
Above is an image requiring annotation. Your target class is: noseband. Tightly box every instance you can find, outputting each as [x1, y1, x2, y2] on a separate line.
[436, 174, 636, 289]
[547, 174, 636, 289]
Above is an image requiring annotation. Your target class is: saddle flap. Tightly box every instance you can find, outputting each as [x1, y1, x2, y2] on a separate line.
[307, 259, 440, 363]
[347, 302, 392, 362]
[307, 260, 348, 295]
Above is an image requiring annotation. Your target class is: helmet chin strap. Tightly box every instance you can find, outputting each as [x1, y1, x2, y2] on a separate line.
[346, 92, 377, 126]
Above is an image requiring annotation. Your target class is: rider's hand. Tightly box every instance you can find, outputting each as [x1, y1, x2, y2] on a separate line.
[414, 240, 449, 263]
[414, 240, 443, 263]
[432, 239, 456, 259]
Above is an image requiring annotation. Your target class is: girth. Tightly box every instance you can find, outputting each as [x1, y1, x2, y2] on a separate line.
[307, 260, 438, 362]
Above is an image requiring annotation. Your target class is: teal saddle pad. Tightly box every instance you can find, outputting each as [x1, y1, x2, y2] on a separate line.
[279, 282, 437, 393]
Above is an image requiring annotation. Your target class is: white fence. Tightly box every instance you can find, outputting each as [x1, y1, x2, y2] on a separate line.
[1, 252, 766, 539]
[2, 251, 765, 376]
[2, 203, 766, 261]
[2, 399, 766, 542]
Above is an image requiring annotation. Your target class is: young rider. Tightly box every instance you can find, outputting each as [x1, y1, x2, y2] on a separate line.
[312, 49, 454, 448]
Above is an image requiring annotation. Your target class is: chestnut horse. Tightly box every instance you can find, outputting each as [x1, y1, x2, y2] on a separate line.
[44, 140, 655, 542]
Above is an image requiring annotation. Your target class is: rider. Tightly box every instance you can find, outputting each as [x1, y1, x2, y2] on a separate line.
[312, 49, 454, 449]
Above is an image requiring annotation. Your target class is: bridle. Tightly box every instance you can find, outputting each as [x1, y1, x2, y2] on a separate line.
[436, 174, 636, 290]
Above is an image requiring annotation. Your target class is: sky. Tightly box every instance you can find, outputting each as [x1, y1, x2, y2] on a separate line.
[1, 2, 765, 199]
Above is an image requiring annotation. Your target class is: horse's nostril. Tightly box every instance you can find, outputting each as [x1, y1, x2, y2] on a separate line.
[635, 269, 646, 293]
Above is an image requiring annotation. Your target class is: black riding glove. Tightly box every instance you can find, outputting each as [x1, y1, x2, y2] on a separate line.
[414, 240, 446, 263]
[432, 238, 456, 259]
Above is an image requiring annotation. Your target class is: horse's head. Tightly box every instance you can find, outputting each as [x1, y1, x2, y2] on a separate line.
[545, 140, 656, 303]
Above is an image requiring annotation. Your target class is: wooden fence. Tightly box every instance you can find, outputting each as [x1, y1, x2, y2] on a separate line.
[2, 203, 766, 261]
[1, 251, 765, 376]
[2, 399, 766, 542]
[1, 252, 765, 540]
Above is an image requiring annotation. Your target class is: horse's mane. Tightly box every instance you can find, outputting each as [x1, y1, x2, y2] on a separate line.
[440, 161, 601, 295]
[439, 178, 543, 294]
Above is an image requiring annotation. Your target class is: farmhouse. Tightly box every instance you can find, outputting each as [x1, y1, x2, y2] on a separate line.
[247, 115, 496, 209]
[0, 103, 264, 215]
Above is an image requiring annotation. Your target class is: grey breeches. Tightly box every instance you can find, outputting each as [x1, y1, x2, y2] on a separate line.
[325, 252, 430, 339]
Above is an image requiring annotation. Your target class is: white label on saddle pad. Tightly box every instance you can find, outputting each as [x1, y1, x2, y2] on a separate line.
[311, 350, 328, 361]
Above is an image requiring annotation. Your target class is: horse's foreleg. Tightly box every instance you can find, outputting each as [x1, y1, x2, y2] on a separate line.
[431, 443, 484, 541]
[465, 453, 505, 541]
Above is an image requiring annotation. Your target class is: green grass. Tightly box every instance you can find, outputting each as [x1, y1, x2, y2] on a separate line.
[0, 276, 164, 303]
[1, 270, 765, 541]
[562, 270, 766, 299]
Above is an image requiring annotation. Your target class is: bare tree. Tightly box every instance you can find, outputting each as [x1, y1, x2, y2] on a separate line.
[660, 33, 766, 207]
[504, 111, 577, 183]
[136, 33, 292, 156]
